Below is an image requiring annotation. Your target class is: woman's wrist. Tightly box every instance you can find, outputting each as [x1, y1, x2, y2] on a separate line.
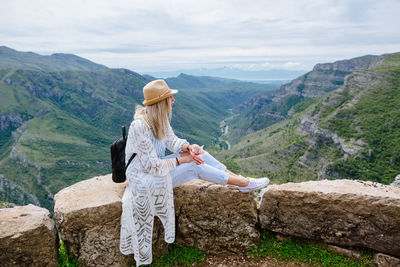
[176, 157, 180, 166]
[186, 144, 191, 152]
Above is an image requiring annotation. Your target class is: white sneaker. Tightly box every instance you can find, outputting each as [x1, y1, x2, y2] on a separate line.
[228, 177, 270, 192]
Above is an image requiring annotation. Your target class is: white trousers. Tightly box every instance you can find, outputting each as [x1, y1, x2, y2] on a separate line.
[163, 151, 230, 188]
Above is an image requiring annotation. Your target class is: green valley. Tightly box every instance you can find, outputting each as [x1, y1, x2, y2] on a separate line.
[0, 46, 272, 210]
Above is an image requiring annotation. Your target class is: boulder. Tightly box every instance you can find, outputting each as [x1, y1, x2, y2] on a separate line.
[0, 204, 58, 266]
[174, 179, 259, 254]
[374, 253, 400, 267]
[54, 174, 136, 267]
[54, 174, 259, 266]
[259, 180, 400, 257]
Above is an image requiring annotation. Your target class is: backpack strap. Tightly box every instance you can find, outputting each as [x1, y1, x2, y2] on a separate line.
[122, 126, 127, 140]
[123, 125, 136, 169]
[126, 153, 136, 168]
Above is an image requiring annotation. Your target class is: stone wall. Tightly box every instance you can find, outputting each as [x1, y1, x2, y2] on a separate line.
[53, 174, 259, 266]
[1, 176, 400, 266]
[173, 180, 259, 254]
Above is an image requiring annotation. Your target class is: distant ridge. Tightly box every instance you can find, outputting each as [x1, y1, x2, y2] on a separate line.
[227, 54, 379, 141]
[145, 67, 307, 81]
[0, 46, 107, 71]
[164, 73, 272, 91]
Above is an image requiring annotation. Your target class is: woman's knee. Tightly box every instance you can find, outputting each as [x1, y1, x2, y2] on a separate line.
[199, 150, 210, 161]
[200, 151, 226, 171]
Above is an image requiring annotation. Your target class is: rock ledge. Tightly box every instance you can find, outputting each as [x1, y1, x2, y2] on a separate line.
[0, 204, 58, 266]
[259, 179, 400, 257]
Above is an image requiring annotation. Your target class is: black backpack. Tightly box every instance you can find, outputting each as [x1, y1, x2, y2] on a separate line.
[110, 126, 136, 183]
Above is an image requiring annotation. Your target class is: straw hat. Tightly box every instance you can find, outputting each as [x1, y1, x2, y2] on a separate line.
[142, 79, 178, 106]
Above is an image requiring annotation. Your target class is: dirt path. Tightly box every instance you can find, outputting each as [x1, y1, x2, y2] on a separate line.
[194, 255, 310, 267]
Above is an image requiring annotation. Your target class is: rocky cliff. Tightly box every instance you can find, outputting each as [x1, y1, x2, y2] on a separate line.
[217, 52, 400, 185]
[228, 55, 378, 140]
[280, 55, 378, 99]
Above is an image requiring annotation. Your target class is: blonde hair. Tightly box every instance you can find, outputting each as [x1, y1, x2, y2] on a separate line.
[135, 97, 172, 140]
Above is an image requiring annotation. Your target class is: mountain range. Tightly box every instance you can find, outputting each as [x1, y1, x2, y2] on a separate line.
[0, 46, 273, 210]
[144, 67, 306, 81]
[225, 55, 379, 144]
[0, 46, 107, 71]
[1, 45, 399, 212]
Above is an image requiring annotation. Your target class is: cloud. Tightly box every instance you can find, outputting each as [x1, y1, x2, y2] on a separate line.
[1, 0, 399, 72]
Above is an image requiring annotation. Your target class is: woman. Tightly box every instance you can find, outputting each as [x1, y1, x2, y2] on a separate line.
[119, 79, 269, 266]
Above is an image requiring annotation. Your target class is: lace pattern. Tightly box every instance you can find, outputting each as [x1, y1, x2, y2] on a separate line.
[120, 118, 188, 266]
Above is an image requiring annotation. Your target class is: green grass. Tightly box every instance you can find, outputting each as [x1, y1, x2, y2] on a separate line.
[247, 230, 374, 267]
[54, 228, 379, 267]
[58, 237, 205, 267]
[58, 238, 79, 267]
[0, 201, 15, 208]
[144, 244, 205, 267]
[293, 98, 317, 113]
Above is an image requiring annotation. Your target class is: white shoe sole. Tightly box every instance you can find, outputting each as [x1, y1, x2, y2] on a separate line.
[228, 178, 270, 192]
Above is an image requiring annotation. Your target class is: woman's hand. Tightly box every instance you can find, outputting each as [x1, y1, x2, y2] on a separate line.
[188, 144, 204, 156]
[178, 154, 204, 165]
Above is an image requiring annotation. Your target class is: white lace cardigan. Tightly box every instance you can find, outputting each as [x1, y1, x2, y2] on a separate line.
[119, 114, 188, 266]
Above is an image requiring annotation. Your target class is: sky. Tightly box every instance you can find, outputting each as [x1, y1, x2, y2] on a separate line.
[1, 0, 400, 73]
